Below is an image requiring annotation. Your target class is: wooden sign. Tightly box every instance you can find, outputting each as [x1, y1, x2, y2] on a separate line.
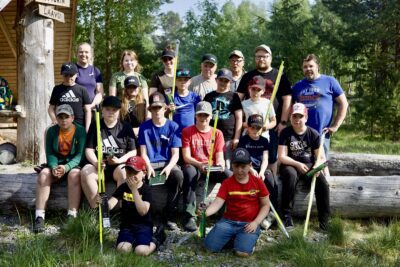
[35, 0, 70, 8]
[38, 4, 65, 23]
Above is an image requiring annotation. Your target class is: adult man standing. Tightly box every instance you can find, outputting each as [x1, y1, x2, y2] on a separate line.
[228, 50, 245, 92]
[292, 54, 348, 157]
[188, 54, 218, 100]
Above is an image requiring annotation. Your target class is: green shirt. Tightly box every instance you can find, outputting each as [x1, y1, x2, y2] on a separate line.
[110, 71, 148, 100]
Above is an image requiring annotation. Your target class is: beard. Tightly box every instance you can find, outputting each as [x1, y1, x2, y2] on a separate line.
[257, 62, 270, 72]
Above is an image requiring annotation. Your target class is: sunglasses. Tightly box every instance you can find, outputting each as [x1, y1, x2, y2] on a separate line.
[177, 70, 190, 77]
[162, 57, 174, 62]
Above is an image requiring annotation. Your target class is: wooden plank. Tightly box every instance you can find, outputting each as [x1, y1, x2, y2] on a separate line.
[0, 14, 16, 58]
[38, 4, 65, 23]
[35, 0, 70, 8]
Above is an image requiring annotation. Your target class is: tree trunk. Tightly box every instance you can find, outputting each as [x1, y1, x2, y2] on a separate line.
[16, 4, 53, 164]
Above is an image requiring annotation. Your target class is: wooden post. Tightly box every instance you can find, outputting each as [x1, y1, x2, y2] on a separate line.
[17, 3, 54, 164]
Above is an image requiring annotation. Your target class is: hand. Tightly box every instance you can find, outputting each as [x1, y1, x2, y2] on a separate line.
[244, 221, 259, 233]
[126, 176, 140, 191]
[52, 165, 65, 178]
[168, 103, 176, 112]
[323, 126, 338, 136]
[160, 165, 172, 179]
[250, 168, 259, 177]
[216, 162, 225, 172]
[231, 139, 239, 150]
[296, 162, 310, 174]
[107, 156, 121, 165]
[276, 123, 286, 136]
[147, 165, 156, 179]
[200, 163, 208, 173]
[95, 193, 102, 205]
[259, 172, 265, 181]
[196, 202, 208, 216]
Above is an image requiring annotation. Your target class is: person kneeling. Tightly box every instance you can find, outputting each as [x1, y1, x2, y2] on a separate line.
[34, 104, 86, 233]
[201, 148, 270, 257]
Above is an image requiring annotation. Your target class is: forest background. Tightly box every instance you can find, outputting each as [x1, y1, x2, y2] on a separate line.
[75, 0, 400, 143]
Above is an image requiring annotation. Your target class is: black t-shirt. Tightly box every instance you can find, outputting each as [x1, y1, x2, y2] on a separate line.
[150, 70, 173, 94]
[236, 68, 291, 122]
[238, 135, 270, 171]
[49, 83, 91, 126]
[112, 183, 152, 228]
[279, 126, 320, 164]
[86, 119, 136, 158]
[204, 91, 242, 141]
[123, 100, 147, 128]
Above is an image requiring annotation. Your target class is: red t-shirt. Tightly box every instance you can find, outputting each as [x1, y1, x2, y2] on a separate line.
[182, 125, 225, 164]
[217, 174, 269, 222]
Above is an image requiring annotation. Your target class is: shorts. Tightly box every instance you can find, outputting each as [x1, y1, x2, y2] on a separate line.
[116, 225, 153, 247]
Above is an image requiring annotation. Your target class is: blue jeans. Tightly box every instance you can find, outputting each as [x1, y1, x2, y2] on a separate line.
[324, 137, 330, 160]
[204, 218, 261, 254]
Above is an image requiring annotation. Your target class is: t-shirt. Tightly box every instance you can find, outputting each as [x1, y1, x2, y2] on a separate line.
[279, 126, 320, 164]
[236, 69, 291, 123]
[150, 70, 173, 94]
[138, 119, 181, 163]
[49, 83, 91, 126]
[122, 100, 147, 128]
[75, 64, 103, 102]
[230, 73, 244, 93]
[86, 120, 136, 158]
[110, 71, 148, 100]
[170, 91, 201, 133]
[241, 98, 275, 139]
[217, 174, 269, 222]
[113, 183, 152, 228]
[58, 125, 76, 157]
[238, 135, 269, 172]
[181, 125, 225, 164]
[188, 74, 217, 100]
[204, 91, 242, 141]
[292, 74, 344, 135]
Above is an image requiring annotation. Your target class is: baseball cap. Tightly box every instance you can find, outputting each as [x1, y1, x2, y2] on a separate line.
[229, 50, 244, 59]
[161, 49, 175, 58]
[149, 92, 166, 108]
[232, 148, 251, 164]
[123, 156, 147, 172]
[176, 68, 191, 78]
[254, 44, 272, 55]
[195, 101, 212, 116]
[248, 75, 266, 90]
[124, 76, 139, 88]
[292, 103, 308, 116]
[202, 54, 218, 65]
[248, 114, 264, 128]
[102, 96, 121, 109]
[60, 62, 78, 75]
[216, 68, 233, 81]
[56, 104, 74, 116]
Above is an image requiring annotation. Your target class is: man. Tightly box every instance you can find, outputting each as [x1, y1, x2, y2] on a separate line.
[292, 54, 349, 158]
[34, 104, 86, 233]
[188, 54, 218, 100]
[138, 92, 184, 229]
[149, 48, 176, 96]
[181, 101, 231, 232]
[236, 45, 292, 175]
[228, 50, 245, 92]
[49, 62, 92, 132]
[278, 103, 329, 230]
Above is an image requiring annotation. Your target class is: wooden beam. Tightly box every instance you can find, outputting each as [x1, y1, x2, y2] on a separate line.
[0, 14, 16, 58]
[68, 0, 77, 61]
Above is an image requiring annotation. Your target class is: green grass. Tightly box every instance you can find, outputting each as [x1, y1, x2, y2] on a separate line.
[331, 125, 400, 154]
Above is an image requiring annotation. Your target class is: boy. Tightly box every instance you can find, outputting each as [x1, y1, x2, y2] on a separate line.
[204, 68, 243, 169]
[201, 148, 270, 257]
[138, 92, 184, 229]
[105, 156, 165, 256]
[34, 104, 86, 233]
[278, 103, 329, 230]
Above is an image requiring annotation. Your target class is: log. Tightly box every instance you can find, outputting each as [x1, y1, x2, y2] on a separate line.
[329, 152, 400, 176]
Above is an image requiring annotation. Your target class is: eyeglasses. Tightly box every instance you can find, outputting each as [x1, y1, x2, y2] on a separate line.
[230, 59, 243, 63]
[177, 70, 190, 77]
[162, 57, 174, 62]
[255, 55, 270, 60]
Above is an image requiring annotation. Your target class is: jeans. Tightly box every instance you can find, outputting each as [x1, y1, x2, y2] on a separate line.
[261, 169, 279, 211]
[204, 218, 261, 254]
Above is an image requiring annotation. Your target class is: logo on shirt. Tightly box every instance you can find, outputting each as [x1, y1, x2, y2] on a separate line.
[297, 86, 321, 109]
[99, 135, 124, 155]
[60, 90, 79, 102]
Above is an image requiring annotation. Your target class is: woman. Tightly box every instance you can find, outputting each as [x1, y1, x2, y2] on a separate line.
[109, 50, 149, 105]
[149, 48, 175, 96]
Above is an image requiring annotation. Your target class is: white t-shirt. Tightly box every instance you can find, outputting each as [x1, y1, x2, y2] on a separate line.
[188, 74, 217, 100]
[242, 98, 276, 140]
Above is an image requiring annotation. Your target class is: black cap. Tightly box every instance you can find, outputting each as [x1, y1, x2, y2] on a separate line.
[102, 96, 121, 109]
[202, 53, 217, 65]
[149, 92, 166, 107]
[124, 76, 139, 88]
[161, 49, 175, 58]
[232, 148, 251, 164]
[247, 114, 264, 128]
[176, 68, 191, 78]
[61, 62, 78, 75]
[216, 68, 233, 81]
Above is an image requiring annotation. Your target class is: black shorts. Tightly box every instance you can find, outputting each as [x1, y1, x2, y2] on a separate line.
[116, 225, 153, 247]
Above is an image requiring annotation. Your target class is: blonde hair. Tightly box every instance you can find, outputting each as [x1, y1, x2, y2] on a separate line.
[119, 50, 142, 73]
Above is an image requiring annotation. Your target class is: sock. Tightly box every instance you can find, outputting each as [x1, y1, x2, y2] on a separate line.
[35, 209, 45, 219]
[67, 209, 77, 218]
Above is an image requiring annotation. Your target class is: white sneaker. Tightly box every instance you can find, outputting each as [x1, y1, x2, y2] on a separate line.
[261, 212, 276, 230]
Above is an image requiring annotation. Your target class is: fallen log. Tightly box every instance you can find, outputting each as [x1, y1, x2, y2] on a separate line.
[1, 164, 399, 218]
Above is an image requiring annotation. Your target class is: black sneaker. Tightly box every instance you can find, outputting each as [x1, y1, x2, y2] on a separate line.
[153, 224, 166, 247]
[33, 217, 45, 233]
[319, 221, 329, 231]
[284, 215, 294, 230]
[184, 217, 198, 232]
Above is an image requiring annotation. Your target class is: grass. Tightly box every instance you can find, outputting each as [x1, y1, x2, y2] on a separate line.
[331, 125, 400, 155]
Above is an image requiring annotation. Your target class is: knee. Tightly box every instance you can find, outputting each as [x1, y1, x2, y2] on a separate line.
[116, 242, 132, 253]
[37, 168, 53, 187]
[68, 170, 81, 186]
[134, 245, 151, 256]
[80, 165, 96, 183]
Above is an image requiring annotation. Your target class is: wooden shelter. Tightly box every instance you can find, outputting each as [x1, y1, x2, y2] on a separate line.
[0, 0, 77, 163]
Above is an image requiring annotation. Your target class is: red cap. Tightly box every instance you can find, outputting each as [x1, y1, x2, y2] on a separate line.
[248, 75, 266, 90]
[124, 156, 146, 172]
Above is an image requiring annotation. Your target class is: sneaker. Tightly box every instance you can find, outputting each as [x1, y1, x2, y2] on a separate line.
[34, 164, 47, 174]
[184, 217, 198, 232]
[33, 217, 45, 233]
[261, 212, 275, 230]
[153, 224, 166, 247]
[166, 220, 179, 231]
[284, 215, 294, 230]
[319, 221, 329, 231]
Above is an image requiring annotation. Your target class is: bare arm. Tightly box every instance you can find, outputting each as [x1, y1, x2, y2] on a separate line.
[130, 184, 150, 216]
[108, 197, 119, 210]
[48, 105, 57, 124]
[278, 145, 309, 174]
[205, 197, 225, 217]
[259, 150, 269, 178]
[244, 196, 270, 233]
[84, 104, 92, 132]
[85, 148, 98, 167]
[109, 86, 116, 97]
[91, 83, 104, 107]
[182, 147, 204, 169]
[325, 94, 349, 134]
[160, 147, 180, 178]
[140, 145, 155, 178]
[277, 95, 292, 135]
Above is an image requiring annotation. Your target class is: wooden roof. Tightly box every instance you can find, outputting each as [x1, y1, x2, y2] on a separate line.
[0, 0, 77, 102]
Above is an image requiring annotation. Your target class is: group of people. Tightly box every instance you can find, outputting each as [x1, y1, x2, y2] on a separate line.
[33, 42, 348, 257]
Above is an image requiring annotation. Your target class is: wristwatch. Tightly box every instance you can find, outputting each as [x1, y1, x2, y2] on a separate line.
[280, 120, 287, 125]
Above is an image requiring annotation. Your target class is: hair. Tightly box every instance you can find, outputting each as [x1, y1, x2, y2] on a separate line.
[303, 54, 320, 65]
[120, 86, 145, 121]
[119, 50, 142, 73]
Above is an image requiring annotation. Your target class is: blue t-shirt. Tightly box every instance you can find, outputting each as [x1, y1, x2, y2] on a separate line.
[75, 64, 103, 102]
[138, 119, 182, 163]
[238, 134, 270, 171]
[292, 74, 344, 135]
[171, 91, 201, 133]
